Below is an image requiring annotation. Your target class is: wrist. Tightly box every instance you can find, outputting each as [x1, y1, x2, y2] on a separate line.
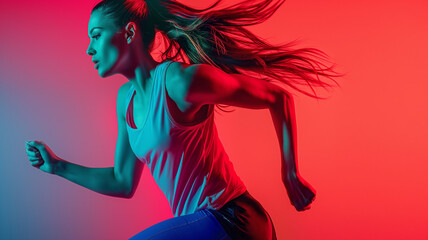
[53, 159, 65, 175]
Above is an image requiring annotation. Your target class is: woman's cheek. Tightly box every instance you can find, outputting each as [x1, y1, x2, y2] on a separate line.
[100, 42, 121, 77]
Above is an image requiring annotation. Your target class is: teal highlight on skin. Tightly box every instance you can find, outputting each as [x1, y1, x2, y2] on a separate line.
[282, 122, 292, 159]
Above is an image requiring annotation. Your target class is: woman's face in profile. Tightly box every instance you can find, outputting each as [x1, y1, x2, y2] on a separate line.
[87, 10, 127, 78]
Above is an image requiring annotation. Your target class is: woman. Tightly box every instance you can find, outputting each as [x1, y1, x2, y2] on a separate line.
[25, 0, 341, 239]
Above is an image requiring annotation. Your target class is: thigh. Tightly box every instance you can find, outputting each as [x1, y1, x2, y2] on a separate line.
[129, 209, 232, 240]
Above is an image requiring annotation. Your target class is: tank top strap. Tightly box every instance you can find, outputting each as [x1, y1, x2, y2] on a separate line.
[125, 84, 135, 118]
[124, 61, 172, 119]
[156, 60, 173, 90]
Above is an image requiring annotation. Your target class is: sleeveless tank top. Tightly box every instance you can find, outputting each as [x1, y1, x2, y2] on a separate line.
[125, 61, 247, 217]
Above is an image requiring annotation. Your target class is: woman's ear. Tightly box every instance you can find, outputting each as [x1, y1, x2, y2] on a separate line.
[124, 22, 137, 44]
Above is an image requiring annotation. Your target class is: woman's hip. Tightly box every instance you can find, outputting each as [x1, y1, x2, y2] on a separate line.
[207, 190, 277, 240]
[129, 191, 276, 240]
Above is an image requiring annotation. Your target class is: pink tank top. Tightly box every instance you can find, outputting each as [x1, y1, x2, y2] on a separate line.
[125, 61, 247, 217]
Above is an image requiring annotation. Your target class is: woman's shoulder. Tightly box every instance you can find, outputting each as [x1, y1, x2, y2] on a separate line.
[164, 61, 207, 117]
[164, 61, 192, 99]
[165, 61, 204, 91]
[165, 61, 192, 78]
[166, 61, 220, 85]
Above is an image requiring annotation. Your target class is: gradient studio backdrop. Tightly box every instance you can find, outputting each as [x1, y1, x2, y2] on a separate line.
[1, 0, 427, 239]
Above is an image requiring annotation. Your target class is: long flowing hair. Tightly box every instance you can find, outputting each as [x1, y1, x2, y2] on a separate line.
[92, 0, 343, 112]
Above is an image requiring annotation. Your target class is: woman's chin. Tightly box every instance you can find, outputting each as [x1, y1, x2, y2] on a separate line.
[98, 69, 114, 78]
[95, 64, 118, 78]
[96, 66, 106, 77]
[97, 70, 105, 78]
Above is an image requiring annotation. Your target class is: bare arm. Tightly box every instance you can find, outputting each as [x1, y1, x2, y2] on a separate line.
[53, 161, 127, 198]
[26, 82, 144, 199]
[269, 91, 298, 179]
[171, 63, 315, 211]
[269, 90, 316, 211]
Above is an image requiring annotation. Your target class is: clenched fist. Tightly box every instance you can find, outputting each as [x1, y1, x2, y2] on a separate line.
[25, 140, 61, 174]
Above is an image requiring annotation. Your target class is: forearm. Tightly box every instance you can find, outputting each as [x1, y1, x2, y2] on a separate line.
[269, 91, 298, 181]
[54, 160, 129, 198]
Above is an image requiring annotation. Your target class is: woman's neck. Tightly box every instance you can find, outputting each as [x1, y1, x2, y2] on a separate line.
[126, 52, 159, 99]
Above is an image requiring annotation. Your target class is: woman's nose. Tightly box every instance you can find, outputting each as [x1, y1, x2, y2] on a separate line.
[86, 45, 96, 56]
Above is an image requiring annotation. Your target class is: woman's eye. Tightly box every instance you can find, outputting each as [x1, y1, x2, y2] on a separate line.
[93, 35, 100, 40]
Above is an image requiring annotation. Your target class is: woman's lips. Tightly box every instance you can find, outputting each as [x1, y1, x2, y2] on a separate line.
[95, 62, 99, 69]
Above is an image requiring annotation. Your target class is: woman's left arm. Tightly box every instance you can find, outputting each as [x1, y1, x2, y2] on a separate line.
[180, 64, 316, 211]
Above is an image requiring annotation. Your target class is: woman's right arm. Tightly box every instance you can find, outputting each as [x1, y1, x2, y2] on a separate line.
[25, 82, 144, 199]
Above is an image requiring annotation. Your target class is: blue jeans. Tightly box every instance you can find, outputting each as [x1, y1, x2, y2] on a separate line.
[128, 209, 231, 240]
[129, 191, 277, 240]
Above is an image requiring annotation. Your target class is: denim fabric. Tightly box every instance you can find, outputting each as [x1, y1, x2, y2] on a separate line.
[129, 191, 276, 240]
[128, 209, 232, 240]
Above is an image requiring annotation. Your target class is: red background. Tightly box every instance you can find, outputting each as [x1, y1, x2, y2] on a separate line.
[1, 0, 427, 239]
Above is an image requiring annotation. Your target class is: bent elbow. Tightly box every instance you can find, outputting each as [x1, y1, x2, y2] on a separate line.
[279, 88, 292, 101]
[125, 190, 136, 199]
[123, 182, 140, 199]
[124, 194, 133, 199]
[271, 87, 291, 108]
[123, 186, 134, 199]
